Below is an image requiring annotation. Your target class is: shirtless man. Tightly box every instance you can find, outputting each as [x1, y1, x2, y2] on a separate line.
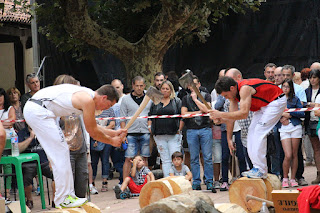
[23, 84, 127, 208]
[210, 76, 286, 179]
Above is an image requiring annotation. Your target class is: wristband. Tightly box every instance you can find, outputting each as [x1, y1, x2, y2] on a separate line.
[148, 125, 151, 129]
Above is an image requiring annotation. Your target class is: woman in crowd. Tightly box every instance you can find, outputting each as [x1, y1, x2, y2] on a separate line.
[277, 79, 304, 187]
[148, 80, 183, 177]
[0, 88, 15, 199]
[91, 109, 115, 192]
[305, 69, 320, 184]
[7, 87, 25, 132]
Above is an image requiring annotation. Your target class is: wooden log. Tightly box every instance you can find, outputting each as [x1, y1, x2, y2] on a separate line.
[263, 174, 282, 201]
[82, 202, 101, 213]
[139, 176, 192, 208]
[215, 203, 247, 213]
[140, 191, 214, 213]
[229, 177, 267, 212]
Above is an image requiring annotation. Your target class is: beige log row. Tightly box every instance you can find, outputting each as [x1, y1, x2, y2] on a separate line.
[229, 174, 281, 212]
[43, 202, 101, 213]
[139, 176, 192, 208]
[140, 191, 214, 213]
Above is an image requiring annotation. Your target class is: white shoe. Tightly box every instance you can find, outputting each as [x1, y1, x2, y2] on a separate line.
[58, 195, 87, 208]
[90, 186, 99, 195]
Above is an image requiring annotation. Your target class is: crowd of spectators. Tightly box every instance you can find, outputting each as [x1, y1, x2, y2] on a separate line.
[2, 61, 320, 206]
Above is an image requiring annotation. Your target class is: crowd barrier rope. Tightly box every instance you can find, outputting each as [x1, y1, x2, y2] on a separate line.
[2, 107, 320, 123]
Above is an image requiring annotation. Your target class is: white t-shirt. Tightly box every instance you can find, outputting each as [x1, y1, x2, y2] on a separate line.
[310, 89, 319, 121]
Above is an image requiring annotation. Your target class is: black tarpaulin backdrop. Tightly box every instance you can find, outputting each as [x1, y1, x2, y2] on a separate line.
[39, 0, 320, 91]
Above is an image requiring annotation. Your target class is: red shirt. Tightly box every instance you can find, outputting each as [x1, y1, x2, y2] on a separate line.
[235, 79, 284, 111]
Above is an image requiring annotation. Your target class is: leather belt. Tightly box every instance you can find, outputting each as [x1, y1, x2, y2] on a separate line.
[28, 99, 47, 109]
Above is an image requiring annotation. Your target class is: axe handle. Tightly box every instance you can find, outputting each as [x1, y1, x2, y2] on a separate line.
[246, 195, 274, 207]
[191, 84, 212, 110]
[125, 96, 151, 130]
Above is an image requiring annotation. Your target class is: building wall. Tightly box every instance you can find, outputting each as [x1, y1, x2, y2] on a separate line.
[0, 43, 16, 90]
[24, 47, 34, 91]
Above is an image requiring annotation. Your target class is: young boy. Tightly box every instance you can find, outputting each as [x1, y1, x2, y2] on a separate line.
[169, 151, 192, 181]
[114, 155, 155, 199]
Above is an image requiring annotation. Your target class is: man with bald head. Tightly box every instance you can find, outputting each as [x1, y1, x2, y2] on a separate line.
[274, 67, 284, 86]
[310, 62, 320, 70]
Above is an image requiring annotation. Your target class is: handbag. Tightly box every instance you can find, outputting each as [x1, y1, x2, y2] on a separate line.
[90, 138, 106, 151]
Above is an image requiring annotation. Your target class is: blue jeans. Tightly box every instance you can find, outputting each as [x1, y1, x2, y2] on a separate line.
[125, 133, 150, 158]
[212, 139, 222, 163]
[221, 131, 246, 182]
[91, 144, 112, 179]
[110, 147, 125, 184]
[187, 128, 213, 185]
[153, 134, 182, 177]
[271, 126, 282, 176]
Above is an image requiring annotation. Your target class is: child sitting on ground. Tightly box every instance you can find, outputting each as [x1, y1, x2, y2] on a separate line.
[169, 151, 192, 181]
[114, 155, 155, 199]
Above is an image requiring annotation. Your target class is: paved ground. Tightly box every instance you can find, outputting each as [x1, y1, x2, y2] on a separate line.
[24, 163, 317, 212]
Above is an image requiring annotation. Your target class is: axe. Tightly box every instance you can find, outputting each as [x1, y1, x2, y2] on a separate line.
[246, 195, 274, 207]
[179, 69, 211, 110]
[125, 86, 163, 129]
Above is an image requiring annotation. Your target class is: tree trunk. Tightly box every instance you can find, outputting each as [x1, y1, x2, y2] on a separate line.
[123, 54, 163, 88]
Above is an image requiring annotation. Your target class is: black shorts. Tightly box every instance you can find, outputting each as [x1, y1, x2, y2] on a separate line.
[22, 161, 53, 187]
[306, 120, 318, 137]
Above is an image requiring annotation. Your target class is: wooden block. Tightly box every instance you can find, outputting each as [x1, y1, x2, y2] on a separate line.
[0, 198, 4, 213]
[82, 202, 101, 213]
[272, 190, 299, 213]
[229, 177, 267, 212]
[7, 201, 31, 213]
[215, 203, 247, 213]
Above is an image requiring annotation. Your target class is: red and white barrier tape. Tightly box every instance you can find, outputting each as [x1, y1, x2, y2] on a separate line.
[3, 107, 320, 123]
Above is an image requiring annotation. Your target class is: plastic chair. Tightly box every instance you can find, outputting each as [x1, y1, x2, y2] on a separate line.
[0, 153, 46, 213]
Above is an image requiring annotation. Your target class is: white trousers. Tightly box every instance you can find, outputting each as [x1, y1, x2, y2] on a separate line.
[24, 102, 75, 206]
[247, 96, 287, 174]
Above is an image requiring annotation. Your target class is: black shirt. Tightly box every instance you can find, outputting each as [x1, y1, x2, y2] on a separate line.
[18, 127, 48, 164]
[149, 98, 182, 135]
[130, 92, 145, 105]
[181, 92, 212, 129]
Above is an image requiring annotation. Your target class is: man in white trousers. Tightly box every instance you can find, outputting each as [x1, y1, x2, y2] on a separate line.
[23, 84, 127, 208]
[210, 76, 286, 179]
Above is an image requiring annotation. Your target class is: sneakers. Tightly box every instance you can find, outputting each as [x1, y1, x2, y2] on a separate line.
[298, 178, 308, 186]
[282, 179, 289, 188]
[246, 168, 267, 179]
[213, 181, 220, 189]
[101, 182, 108, 192]
[119, 191, 131, 200]
[58, 195, 87, 208]
[290, 179, 299, 187]
[220, 182, 229, 191]
[114, 185, 122, 199]
[90, 186, 98, 195]
[192, 184, 201, 190]
[206, 182, 217, 193]
[35, 186, 40, 196]
[241, 170, 250, 177]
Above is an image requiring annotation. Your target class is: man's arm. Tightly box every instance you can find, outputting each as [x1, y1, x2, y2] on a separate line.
[0, 122, 5, 160]
[191, 92, 211, 113]
[72, 92, 126, 147]
[148, 171, 155, 181]
[18, 130, 35, 153]
[210, 86, 253, 120]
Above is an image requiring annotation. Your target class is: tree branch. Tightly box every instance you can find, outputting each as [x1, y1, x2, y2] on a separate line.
[135, 0, 201, 57]
[60, 0, 134, 62]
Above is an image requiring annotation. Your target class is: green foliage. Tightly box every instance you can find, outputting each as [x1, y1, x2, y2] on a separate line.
[35, 0, 260, 61]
